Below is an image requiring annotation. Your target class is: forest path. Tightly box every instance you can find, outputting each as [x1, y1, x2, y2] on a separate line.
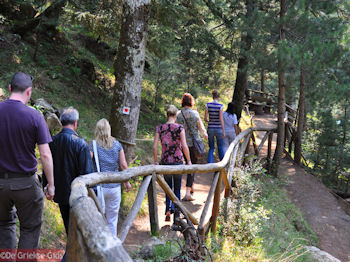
[253, 114, 350, 262]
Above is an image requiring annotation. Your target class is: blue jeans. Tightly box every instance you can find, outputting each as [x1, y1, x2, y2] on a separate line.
[207, 128, 224, 163]
[223, 131, 236, 154]
[162, 162, 183, 220]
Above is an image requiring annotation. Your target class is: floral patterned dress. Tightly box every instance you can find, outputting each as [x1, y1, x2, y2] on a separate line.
[156, 123, 184, 164]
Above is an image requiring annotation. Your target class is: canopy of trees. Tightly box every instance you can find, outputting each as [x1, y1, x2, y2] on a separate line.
[1, 0, 349, 191]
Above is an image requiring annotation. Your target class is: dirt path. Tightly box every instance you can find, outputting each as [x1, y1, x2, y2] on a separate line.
[123, 113, 350, 261]
[253, 114, 350, 262]
[123, 169, 219, 250]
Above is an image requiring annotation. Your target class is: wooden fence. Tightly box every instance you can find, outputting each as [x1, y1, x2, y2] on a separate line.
[66, 126, 277, 261]
[246, 89, 305, 166]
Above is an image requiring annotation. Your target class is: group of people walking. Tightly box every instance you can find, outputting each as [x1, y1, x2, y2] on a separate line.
[153, 90, 239, 225]
[0, 72, 239, 256]
[0, 72, 131, 260]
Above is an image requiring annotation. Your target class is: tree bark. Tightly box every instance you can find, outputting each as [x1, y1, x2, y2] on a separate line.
[110, 0, 151, 162]
[294, 67, 305, 165]
[232, 0, 254, 121]
[260, 69, 265, 92]
[272, 0, 286, 176]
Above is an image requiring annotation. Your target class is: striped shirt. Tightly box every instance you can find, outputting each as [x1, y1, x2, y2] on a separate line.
[206, 100, 223, 129]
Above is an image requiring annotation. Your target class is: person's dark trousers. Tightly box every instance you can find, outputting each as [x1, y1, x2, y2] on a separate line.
[164, 174, 182, 220]
[58, 203, 70, 235]
[58, 203, 70, 262]
[185, 146, 198, 188]
[0, 175, 44, 249]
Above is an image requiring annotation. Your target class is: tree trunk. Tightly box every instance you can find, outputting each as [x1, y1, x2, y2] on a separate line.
[337, 104, 348, 176]
[260, 69, 265, 92]
[272, 0, 286, 176]
[109, 0, 151, 162]
[232, 0, 254, 121]
[294, 67, 305, 165]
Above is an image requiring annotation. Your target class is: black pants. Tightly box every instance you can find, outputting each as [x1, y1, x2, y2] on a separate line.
[0, 175, 44, 249]
[185, 146, 198, 187]
[58, 203, 70, 235]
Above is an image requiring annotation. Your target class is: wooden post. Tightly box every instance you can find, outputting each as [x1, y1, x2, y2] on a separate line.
[284, 122, 289, 149]
[147, 172, 159, 235]
[251, 132, 258, 155]
[67, 195, 132, 262]
[199, 171, 220, 237]
[240, 133, 251, 165]
[222, 169, 231, 197]
[118, 175, 152, 242]
[256, 131, 270, 156]
[288, 124, 293, 154]
[210, 171, 222, 234]
[87, 188, 105, 219]
[267, 132, 273, 160]
[227, 144, 239, 187]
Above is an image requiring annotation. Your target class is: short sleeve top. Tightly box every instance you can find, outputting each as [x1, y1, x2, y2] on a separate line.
[0, 99, 52, 174]
[176, 108, 200, 147]
[223, 112, 238, 133]
[206, 100, 224, 130]
[90, 140, 123, 188]
[156, 123, 184, 164]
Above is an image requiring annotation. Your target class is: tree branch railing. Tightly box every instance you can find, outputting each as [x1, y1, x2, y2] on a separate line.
[66, 126, 277, 261]
[247, 89, 307, 167]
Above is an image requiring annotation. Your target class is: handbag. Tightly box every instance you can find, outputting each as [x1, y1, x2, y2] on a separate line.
[92, 140, 105, 214]
[181, 110, 206, 158]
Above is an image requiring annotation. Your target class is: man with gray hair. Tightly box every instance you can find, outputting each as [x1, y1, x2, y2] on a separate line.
[44, 106, 93, 234]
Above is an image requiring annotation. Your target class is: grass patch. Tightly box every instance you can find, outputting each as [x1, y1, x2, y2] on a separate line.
[210, 159, 318, 261]
[39, 200, 66, 249]
[148, 240, 182, 262]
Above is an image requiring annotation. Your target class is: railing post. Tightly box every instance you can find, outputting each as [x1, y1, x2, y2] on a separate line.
[251, 132, 258, 155]
[147, 172, 159, 235]
[267, 131, 273, 167]
[210, 171, 223, 234]
[118, 175, 152, 242]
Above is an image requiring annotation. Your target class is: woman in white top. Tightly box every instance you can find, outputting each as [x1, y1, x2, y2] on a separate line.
[223, 102, 239, 153]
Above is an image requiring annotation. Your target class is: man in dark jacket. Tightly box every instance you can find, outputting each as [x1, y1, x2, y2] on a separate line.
[47, 106, 94, 234]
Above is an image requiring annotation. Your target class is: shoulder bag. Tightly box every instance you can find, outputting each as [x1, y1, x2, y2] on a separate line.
[181, 110, 205, 159]
[92, 140, 105, 214]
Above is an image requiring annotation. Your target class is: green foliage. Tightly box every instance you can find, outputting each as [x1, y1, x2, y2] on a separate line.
[63, 1, 122, 44]
[39, 200, 66, 249]
[211, 159, 317, 261]
[149, 240, 182, 262]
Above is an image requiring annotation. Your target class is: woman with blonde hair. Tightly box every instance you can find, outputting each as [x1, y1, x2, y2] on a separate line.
[153, 105, 192, 224]
[90, 118, 131, 237]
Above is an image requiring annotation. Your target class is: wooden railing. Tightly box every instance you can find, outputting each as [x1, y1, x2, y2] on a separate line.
[66, 126, 277, 261]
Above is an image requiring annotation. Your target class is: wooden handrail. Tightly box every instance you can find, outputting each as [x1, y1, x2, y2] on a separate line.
[67, 125, 277, 261]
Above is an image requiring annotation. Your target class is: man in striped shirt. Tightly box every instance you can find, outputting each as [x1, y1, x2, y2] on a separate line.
[204, 90, 226, 163]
